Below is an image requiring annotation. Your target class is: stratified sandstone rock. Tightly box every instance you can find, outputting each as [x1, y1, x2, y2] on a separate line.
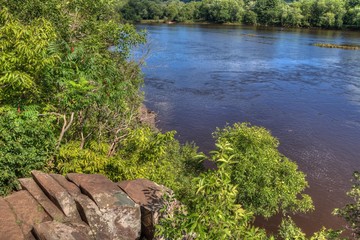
[31, 171, 81, 221]
[50, 174, 81, 197]
[67, 173, 141, 240]
[0, 198, 25, 240]
[2, 172, 167, 240]
[4, 191, 51, 239]
[32, 221, 92, 240]
[118, 179, 170, 240]
[18, 178, 66, 222]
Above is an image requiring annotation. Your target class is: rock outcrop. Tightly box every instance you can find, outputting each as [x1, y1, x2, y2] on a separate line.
[0, 172, 169, 240]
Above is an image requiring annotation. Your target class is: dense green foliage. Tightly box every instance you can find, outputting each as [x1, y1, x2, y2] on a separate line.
[0, 0, 147, 193]
[56, 127, 204, 196]
[0, 107, 56, 195]
[120, 0, 360, 29]
[213, 123, 313, 217]
[157, 140, 270, 239]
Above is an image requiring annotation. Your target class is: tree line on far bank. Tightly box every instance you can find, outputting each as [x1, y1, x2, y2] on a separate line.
[120, 0, 360, 29]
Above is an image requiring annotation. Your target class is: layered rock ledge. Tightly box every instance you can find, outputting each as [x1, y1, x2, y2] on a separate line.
[0, 171, 168, 240]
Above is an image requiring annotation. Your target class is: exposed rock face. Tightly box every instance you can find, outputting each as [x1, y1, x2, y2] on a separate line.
[66, 173, 141, 240]
[0, 172, 168, 240]
[0, 198, 25, 240]
[118, 179, 170, 240]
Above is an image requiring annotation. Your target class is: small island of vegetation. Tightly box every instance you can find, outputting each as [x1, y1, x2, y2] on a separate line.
[313, 42, 360, 49]
[0, 0, 359, 239]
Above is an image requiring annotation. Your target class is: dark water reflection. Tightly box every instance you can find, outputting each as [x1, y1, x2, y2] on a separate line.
[136, 24, 360, 235]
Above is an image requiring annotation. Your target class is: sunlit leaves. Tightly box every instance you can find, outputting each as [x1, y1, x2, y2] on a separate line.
[213, 123, 314, 218]
[157, 140, 268, 239]
[0, 9, 58, 105]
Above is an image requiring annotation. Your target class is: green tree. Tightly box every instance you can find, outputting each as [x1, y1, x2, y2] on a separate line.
[213, 123, 313, 217]
[311, 0, 346, 28]
[201, 0, 245, 23]
[345, 5, 360, 27]
[0, 8, 59, 107]
[156, 140, 269, 239]
[0, 0, 147, 194]
[254, 0, 284, 25]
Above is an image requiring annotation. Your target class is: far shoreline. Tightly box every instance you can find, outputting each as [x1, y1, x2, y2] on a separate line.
[137, 19, 360, 33]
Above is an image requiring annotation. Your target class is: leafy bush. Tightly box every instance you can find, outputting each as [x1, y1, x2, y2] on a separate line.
[156, 141, 269, 240]
[0, 107, 56, 195]
[56, 126, 204, 196]
[213, 123, 313, 218]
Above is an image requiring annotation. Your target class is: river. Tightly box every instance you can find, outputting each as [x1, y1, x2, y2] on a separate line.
[136, 24, 360, 235]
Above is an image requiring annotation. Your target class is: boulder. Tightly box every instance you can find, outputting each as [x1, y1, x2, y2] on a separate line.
[18, 178, 66, 222]
[67, 173, 141, 240]
[31, 171, 80, 221]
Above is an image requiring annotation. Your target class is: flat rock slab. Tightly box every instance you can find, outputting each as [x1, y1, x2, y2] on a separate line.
[118, 179, 167, 211]
[66, 173, 136, 209]
[31, 171, 80, 220]
[19, 178, 66, 222]
[67, 173, 141, 240]
[33, 221, 92, 240]
[4, 190, 51, 238]
[50, 174, 81, 197]
[118, 179, 169, 240]
[0, 198, 24, 240]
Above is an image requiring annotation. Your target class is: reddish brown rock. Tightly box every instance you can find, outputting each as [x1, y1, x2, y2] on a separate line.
[18, 178, 66, 222]
[66, 174, 134, 208]
[32, 221, 92, 240]
[0, 198, 25, 240]
[4, 190, 51, 238]
[31, 171, 80, 220]
[74, 195, 108, 239]
[67, 173, 141, 240]
[50, 174, 81, 197]
[118, 179, 169, 239]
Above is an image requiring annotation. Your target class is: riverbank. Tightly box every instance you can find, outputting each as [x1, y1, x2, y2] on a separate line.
[139, 104, 157, 130]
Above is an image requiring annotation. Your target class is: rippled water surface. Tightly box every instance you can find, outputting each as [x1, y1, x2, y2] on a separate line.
[137, 24, 360, 234]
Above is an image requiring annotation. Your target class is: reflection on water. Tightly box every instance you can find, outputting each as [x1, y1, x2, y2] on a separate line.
[137, 24, 360, 235]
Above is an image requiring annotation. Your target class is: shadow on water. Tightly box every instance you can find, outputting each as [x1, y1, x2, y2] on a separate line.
[137, 24, 360, 236]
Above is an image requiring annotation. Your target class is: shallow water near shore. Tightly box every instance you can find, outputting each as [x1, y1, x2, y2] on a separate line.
[137, 24, 360, 235]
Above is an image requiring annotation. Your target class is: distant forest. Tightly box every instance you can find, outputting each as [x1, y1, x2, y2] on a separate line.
[120, 0, 360, 29]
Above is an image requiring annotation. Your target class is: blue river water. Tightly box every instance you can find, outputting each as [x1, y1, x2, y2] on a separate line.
[136, 24, 360, 235]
